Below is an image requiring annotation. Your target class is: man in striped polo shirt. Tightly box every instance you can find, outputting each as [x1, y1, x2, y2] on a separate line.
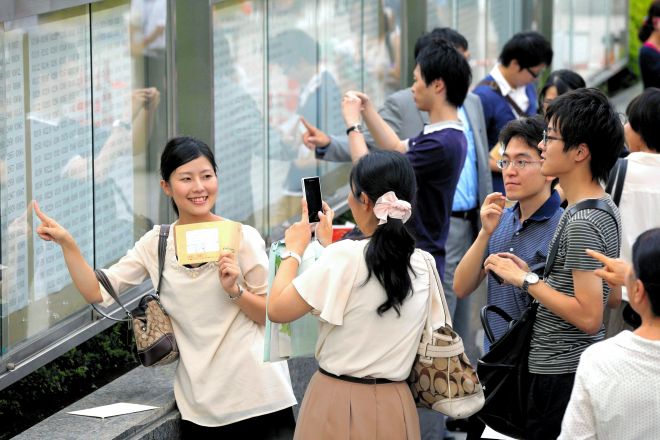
[484, 88, 623, 439]
[454, 116, 562, 353]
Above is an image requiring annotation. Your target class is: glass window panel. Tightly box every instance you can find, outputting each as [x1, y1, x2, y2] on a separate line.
[212, 0, 266, 231]
[457, 0, 486, 85]
[1, 6, 93, 353]
[266, 1, 330, 229]
[427, 0, 455, 30]
[363, 0, 402, 108]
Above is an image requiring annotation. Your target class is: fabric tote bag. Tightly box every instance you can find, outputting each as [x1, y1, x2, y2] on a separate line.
[263, 239, 323, 362]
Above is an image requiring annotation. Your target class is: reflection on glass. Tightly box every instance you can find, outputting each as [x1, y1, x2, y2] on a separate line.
[268, 23, 344, 227]
[1, 1, 167, 357]
[212, 2, 266, 230]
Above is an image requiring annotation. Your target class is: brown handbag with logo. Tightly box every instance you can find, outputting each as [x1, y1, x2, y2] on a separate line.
[94, 225, 179, 367]
[407, 253, 485, 418]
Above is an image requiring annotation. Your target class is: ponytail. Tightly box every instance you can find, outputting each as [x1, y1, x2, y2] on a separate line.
[350, 151, 418, 317]
[365, 218, 416, 316]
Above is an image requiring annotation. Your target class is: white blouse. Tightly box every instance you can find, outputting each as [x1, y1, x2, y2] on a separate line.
[293, 239, 444, 381]
[99, 224, 296, 426]
[559, 331, 660, 440]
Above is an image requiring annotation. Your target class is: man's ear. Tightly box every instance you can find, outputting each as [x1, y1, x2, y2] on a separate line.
[433, 78, 446, 95]
[574, 143, 591, 163]
[160, 179, 171, 197]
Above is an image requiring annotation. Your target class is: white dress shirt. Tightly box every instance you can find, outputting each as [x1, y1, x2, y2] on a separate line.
[489, 64, 530, 117]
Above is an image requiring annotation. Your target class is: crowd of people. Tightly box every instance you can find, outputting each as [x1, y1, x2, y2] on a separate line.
[33, 2, 660, 438]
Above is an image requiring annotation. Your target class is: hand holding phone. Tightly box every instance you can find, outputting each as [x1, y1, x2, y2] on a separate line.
[301, 176, 322, 223]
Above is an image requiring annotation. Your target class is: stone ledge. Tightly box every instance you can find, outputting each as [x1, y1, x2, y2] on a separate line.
[15, 363, 179, 440]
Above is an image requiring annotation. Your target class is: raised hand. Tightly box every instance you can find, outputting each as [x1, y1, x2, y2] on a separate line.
[342, 92, 363, 126]
[34, 201, 74, 247]
[300, 117, 331, 149]
[315, 201, 335, 247]
[586, 249, 630, 288]
[284, 199, 313, 256]
[218, 251, 242, 296]
[480, 192, 506, 236]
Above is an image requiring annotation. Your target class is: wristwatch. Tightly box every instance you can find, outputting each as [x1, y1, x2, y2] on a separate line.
[346, 123, 363, 136]
[280, 250, 302, 265]
[521, 272, 540, 294]
[228, 284, 244, 301]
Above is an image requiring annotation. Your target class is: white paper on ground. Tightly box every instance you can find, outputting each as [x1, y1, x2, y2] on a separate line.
[481, 425, 519, 439]
[67, 402, 159, 419]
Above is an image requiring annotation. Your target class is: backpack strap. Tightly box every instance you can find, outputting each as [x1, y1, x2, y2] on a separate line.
[605, 158, 628, 207]
[543, 199, 618, 278]
[155, 224, 170, 295]
[476, 79, 526, 117]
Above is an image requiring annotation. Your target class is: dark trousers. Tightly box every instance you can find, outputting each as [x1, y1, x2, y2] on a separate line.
[525, 372, 575, 440]
[181, 407, 295, 439]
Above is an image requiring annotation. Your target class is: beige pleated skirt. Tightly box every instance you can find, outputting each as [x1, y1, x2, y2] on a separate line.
[294, 371, 421, 440]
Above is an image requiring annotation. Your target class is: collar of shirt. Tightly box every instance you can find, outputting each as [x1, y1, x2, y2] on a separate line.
[422, 120, 464, 135]
[489, 64, 530, 114]
[510, 190, 562, 224]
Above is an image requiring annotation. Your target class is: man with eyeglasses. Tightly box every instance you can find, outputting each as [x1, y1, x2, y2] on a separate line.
[482, 88, 623, 439]
[473, 31, 553, 195]
[454, 115, 562, 353]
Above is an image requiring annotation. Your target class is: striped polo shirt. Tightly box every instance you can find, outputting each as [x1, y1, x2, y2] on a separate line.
[529, 195, 621, 374]
[485, 190, 563, 351]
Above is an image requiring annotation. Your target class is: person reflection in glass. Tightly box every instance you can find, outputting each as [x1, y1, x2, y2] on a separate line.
[269, 29, 344, 225]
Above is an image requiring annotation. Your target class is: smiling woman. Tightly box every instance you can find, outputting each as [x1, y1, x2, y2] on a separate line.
[33, 136, 297, 439]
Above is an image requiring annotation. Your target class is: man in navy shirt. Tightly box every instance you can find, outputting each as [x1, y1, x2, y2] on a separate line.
[473, 32, 552, 194]
[341, 38, 471, 277]
[454, 116, 562, 351]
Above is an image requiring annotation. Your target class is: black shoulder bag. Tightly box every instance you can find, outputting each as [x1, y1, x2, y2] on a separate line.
[93, 225, 179, 367]
[475, 199, 618, 438]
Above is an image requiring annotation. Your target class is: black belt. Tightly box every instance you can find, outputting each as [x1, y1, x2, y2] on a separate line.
[318, 367, 396, 385]
[451, 208, 478, 220]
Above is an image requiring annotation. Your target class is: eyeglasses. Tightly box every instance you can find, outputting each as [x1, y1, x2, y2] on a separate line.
[542, 129, 563, 146]
[525, 67, 540, 79]
[496, 159, 543, 170]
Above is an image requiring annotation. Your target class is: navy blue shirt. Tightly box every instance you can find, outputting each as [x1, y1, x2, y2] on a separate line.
[484, 190, 563, 351]
[405, 122, 467, 277]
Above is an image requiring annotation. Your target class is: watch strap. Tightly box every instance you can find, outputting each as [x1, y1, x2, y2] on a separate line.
[281, 250, 302, 265]
[346, 124, 362, 135]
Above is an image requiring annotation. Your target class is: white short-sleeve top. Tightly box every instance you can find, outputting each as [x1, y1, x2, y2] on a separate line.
[99, 224, 296, 427]
[293, 239, 443, 382]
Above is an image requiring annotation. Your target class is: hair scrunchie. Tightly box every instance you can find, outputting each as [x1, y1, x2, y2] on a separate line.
[373, 191, 412, 225]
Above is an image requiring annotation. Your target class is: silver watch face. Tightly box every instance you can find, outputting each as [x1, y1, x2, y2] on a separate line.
[525, 272, 540, 284]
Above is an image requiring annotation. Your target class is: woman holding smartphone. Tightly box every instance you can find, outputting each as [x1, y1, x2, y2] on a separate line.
[34, 136, 296, 438]
[268, 150, 443, 440]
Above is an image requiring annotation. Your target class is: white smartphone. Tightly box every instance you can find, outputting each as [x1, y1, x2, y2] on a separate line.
[301, 176, 322, 223]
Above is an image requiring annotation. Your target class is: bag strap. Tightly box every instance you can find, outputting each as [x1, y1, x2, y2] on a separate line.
[155, 224, 170, 295]
[604, 158, 627, 207]
[92, 225, 170, 321]
[422, 252, 452, 340]
[477, 79, 526, 117]
[543, 199, 618, 278]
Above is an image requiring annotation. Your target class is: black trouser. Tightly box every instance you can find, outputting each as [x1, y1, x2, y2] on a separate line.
[525, 372, 575, 440]
[180, 407, 295, 439]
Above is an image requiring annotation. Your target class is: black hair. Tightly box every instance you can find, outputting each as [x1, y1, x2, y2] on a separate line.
[545, 88, 624, 183]
[638, 1, 660, 42]
[538, 69, 586, 110]
[500, 115, 545, 153]
[349, 151, 417, 317]
[632, 228, 660, 316]
[416, 38, 471, 107]
[160, 136, 217, 216]
[499, 31, 553, 69]
[626, 87, 660, 153]
[270, 29, 318, 67]
[414, 27, 468, 58]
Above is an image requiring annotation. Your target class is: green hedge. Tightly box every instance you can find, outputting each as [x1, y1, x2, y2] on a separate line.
[0, 323, 138, 440]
